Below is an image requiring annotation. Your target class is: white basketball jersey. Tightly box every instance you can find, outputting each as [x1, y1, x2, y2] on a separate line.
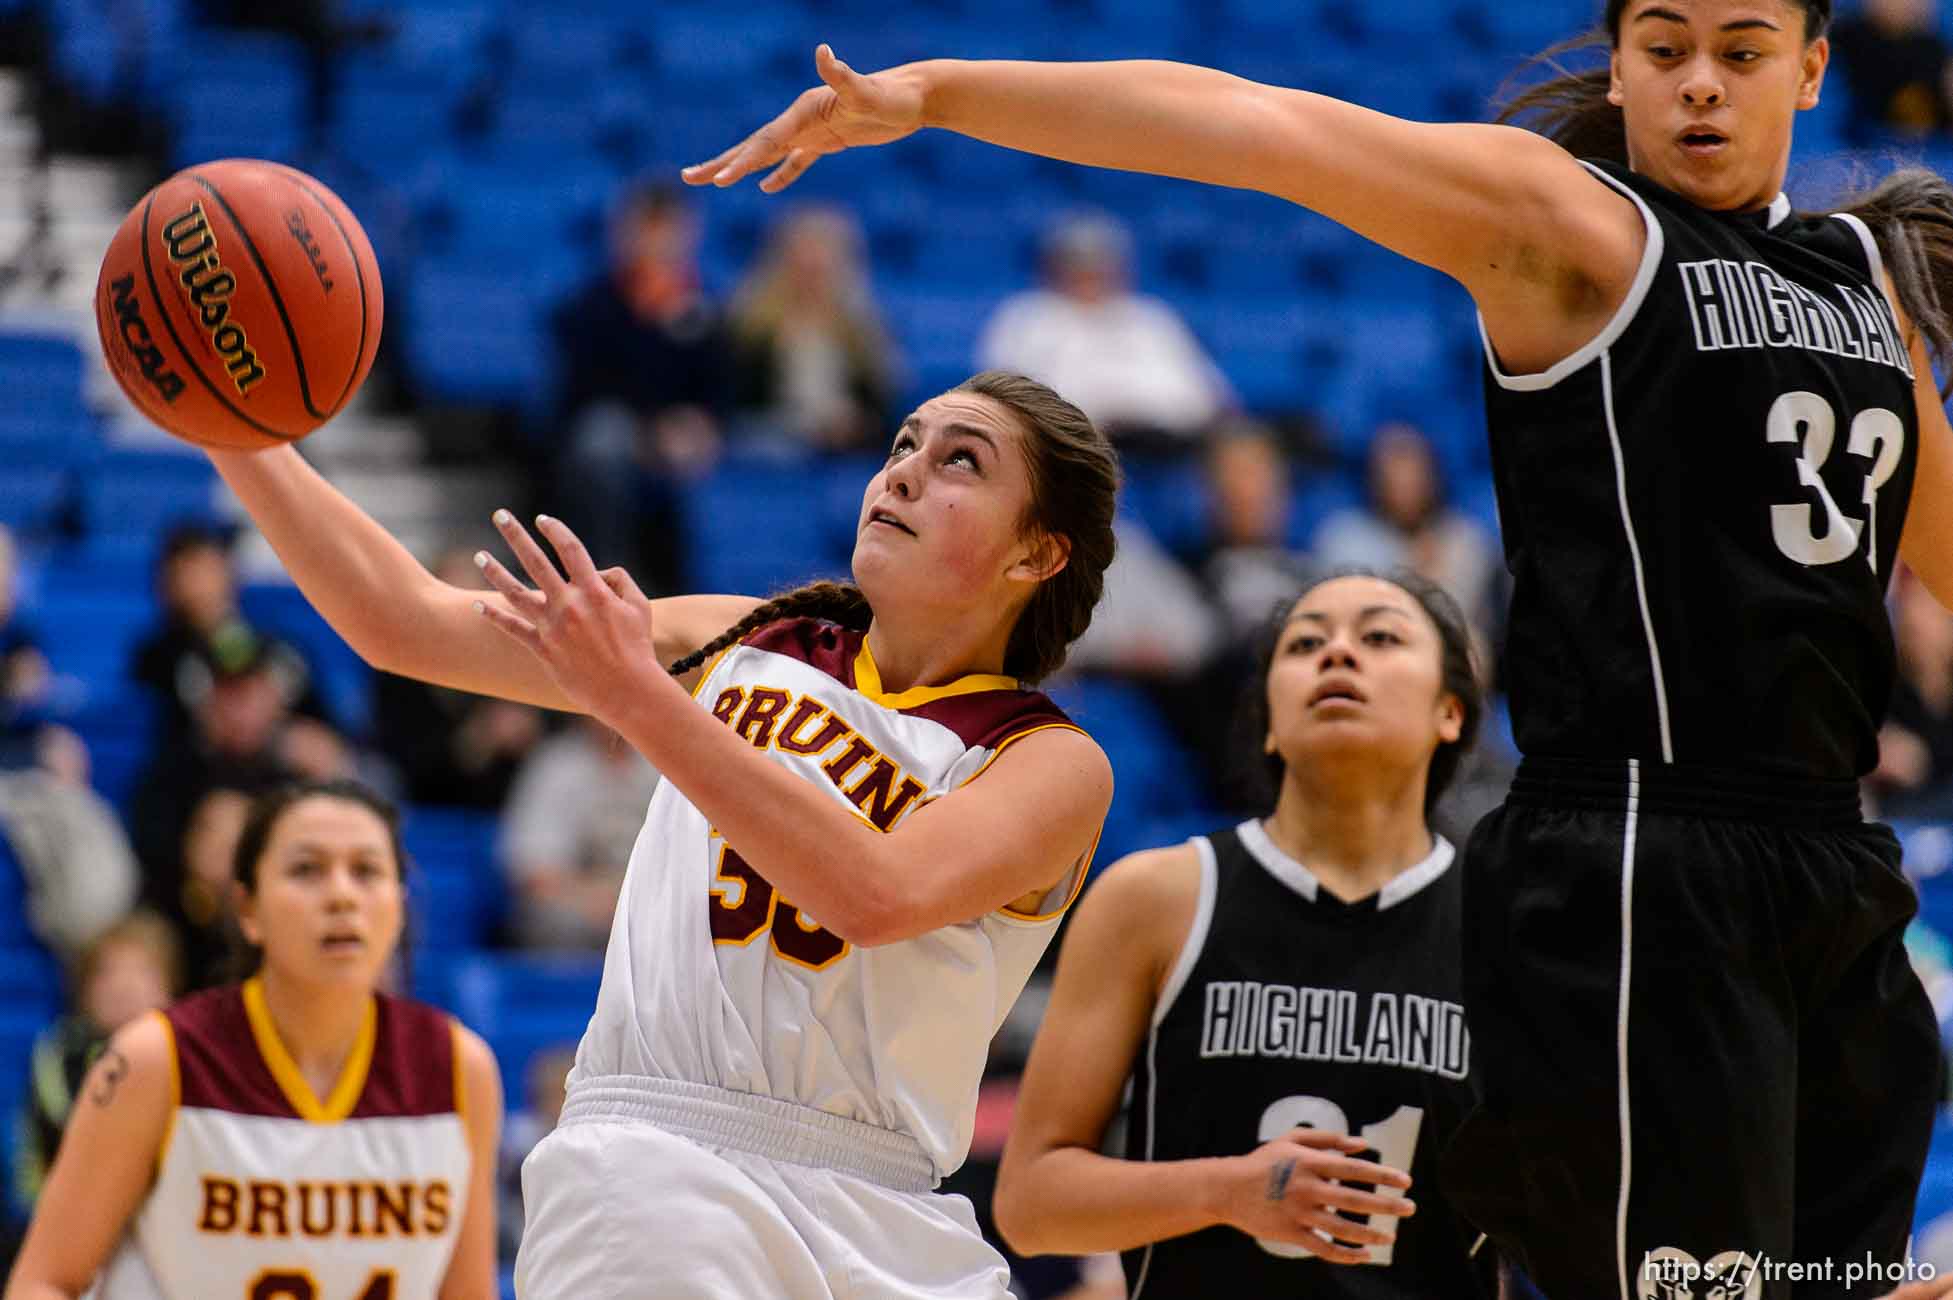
[574, 618, 1092, 1179]
[93, 979, 472, 1300]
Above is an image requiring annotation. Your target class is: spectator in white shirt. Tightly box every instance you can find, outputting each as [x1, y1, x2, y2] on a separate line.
[501, 715, 661, 950]
[977, 211, 1230, 444]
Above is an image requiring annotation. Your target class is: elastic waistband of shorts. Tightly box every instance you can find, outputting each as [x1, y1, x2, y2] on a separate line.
[558, 1075, 938, 1194]
[1508, 755, 1863, 829]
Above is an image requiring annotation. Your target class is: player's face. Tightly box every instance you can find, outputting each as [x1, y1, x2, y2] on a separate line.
[1610, 0, 1826, 212]
[1264, 577, 1464, 778]
[853, 391, 1054, 623]
[238, 796, 404, 993]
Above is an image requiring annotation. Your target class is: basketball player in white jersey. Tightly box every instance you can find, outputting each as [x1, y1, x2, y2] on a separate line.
[996, 571, 1493, 1298]
[3, 781, 501, 1300]
[193, 370, 1118, 1297]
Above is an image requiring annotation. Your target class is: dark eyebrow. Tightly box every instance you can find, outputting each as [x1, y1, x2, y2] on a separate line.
[1632, 5, 1781, 31]
[1287, 605, 1417, 627]
[897, 416, 1000, 453]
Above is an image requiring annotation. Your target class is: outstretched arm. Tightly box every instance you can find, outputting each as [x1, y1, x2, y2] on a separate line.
[993, 847, 1414, 1260]
[207, 447, 758, 708]
[688, 47, 1644, 350]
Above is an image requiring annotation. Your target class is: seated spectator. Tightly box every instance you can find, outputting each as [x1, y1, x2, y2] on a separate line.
[127, 644, 349, 951]
[502, 715, 660, 950]
[129, 522, 333, 748]
[0, 525, 85, 784]
[1198, 421, 1315, 648]
[370, 546, 544, 809]
[1313, 422, 1501, 641]
[730, 206, 898, 453]
[0, 768, 140, 963]
[978, 211, 1231, 446]
[1063, 520, 1218, 679]
[550, 183, 732, 593]
[1873, 572, 1953, 819]
[12, 912, 180, 1210]
[1832, 0, 1953, 139]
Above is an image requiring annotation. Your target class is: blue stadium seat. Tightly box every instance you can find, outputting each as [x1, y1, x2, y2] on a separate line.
[0, 409, 98, 472]
[0, 468, 70, 536]
[0, 834, 39, 949]
[1045, 677, 1201, 861]
[163, 33, 313, 166]
[1289, 470, 1366, 550]
[1122, 456, 1212, 562]
[683, 450, 852, 596]
[30, 589, 155, 705]
[237, 583, 374, 735]
[430, 952, 602, 1102]
[401, 261, 554, 410]
[78, 449, 221, 540]
[402, 806, 508, 951]
[879, 286, 996, 404]
[0, 346, 90, 408]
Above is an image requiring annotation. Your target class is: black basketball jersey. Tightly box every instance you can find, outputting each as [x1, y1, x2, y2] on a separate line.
[1484, 159, 1919, 780]
[1122, 822, 1494, 1299]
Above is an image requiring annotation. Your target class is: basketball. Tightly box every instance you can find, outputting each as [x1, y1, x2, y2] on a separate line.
[93, 159, 384, 451]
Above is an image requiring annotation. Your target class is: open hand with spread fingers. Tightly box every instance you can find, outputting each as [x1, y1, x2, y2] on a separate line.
[472, 509, 663, 725]
[1214, 1128, 1416, 1266]
[682, 44, 925, 193]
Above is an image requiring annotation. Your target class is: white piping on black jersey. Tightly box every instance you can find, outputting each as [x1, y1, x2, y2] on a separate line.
[1234, 819, 1456, 910]
[1128, 836, 1220, 1300]
[1615, 760, 1644, 1300]
[1478, 162, 1666, 393]
[1603, 351, 1675, 763]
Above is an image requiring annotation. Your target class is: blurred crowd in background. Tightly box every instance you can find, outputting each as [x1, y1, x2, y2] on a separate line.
[9, 0, 1953, 1294]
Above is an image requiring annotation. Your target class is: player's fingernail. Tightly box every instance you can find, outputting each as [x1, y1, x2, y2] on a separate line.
[493, 509, 513, 526]
[536, 514, 554, 528]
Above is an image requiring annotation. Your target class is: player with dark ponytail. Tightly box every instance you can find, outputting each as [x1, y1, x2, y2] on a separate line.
[701, 5, 1953, 1295]
[1502, 0, 1953, 378]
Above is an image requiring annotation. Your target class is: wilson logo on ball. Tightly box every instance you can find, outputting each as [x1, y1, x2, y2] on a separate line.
[160, 201, 267, 395]
[106, 273, 186, 403]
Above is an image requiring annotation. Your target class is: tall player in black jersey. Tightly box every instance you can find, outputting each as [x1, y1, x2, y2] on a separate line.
[991, 571, 1493, 1299]
[694, 3, 1953, 1296]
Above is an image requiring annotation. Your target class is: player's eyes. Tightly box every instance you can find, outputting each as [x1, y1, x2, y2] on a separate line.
[1364, 630, 1403, 646]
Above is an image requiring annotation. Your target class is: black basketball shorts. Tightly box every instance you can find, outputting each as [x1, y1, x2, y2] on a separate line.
[1441, 756, 1942, 1300]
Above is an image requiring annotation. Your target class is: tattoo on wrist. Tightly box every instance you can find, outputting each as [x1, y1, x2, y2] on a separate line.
[1265, 1158, 1296, 1201]
[92, 1048, 131, 1107]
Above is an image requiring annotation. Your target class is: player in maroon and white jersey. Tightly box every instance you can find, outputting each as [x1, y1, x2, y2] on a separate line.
[4, 781, 501, 1300]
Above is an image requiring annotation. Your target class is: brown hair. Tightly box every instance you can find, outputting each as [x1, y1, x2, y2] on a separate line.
[1496, 1, 1953, 386]
[669, 371, 1120, 684]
